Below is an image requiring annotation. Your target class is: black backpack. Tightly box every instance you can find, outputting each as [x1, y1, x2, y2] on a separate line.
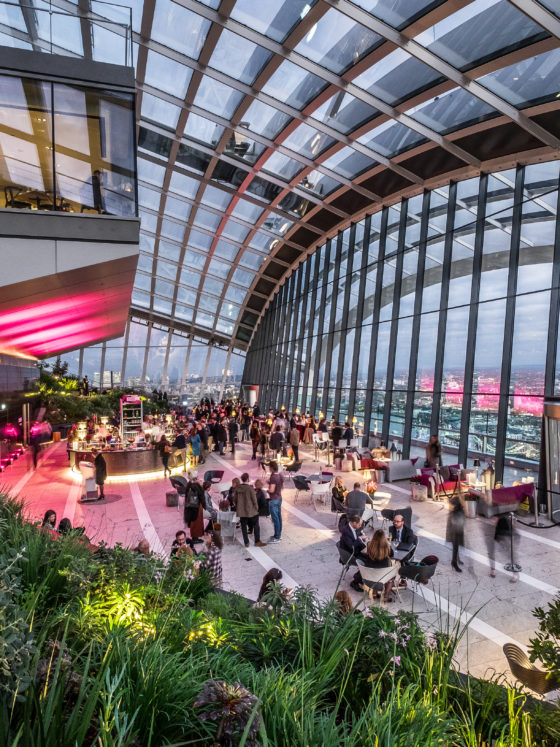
[185, 484, 200, 509]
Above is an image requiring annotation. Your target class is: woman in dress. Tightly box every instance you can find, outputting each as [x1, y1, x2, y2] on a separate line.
[189, 430, 201, 467]
[331, 475, 347, 511]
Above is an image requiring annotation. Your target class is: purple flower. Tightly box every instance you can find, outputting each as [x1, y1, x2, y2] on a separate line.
[378, 630, 387, 638]
[364, 608, 374, 618]
[390, 631, 398, 641]
[394, 656, 401, 666]
[344, 648, 349, 656]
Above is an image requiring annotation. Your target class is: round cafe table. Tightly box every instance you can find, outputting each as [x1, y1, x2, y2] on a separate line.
[307, 473, 331, 483]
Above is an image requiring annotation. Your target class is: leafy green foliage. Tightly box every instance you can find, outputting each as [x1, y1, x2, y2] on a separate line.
[0, 492, 557, 746]
[529, 595, 560, 675]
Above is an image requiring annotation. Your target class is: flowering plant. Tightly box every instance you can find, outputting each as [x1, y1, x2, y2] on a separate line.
[218, 499, 231, 511]
[410, 475, 423, 484]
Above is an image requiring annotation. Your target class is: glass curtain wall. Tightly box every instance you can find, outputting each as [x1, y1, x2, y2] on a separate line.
[46, 317, 244, 403]
[244, 161, 560, 482]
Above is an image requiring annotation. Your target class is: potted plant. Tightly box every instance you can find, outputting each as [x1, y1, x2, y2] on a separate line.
[410, 475, 427, 502]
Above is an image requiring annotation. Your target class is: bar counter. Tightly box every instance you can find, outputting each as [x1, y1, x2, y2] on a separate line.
[69, 447, 160, 476]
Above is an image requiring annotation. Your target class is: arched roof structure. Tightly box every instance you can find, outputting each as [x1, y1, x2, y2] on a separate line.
[6, 0, 560, 352]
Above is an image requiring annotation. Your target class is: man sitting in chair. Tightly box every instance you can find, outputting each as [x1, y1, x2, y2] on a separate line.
[340, 514, 368, 591]
[389, 514, 415, 546]
[345, 482, 375, 517]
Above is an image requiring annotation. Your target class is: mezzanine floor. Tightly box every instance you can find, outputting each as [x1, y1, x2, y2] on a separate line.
[3, 438, 559, 689]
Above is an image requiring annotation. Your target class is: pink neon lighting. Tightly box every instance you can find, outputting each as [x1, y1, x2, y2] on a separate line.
[0, 288, 130, 358]
[513, 394, 544, 416]
[475, 379, 500, 410]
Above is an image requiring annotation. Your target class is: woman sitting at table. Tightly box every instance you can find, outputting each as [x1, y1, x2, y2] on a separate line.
[362, 530, 395, 603]
[331, 475, 347, 511]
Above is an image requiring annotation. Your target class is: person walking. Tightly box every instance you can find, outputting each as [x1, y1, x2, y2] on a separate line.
[158, 434, 171, 477]
[447, 496, 465, 572]
[425, 434, 442, 468]
[289, 424, 300, 461]
[250, 421, 262, 460]
[267, 461, 285, 544]
[184, 472, 205, 544]
[92, 448, 107, 500]
[234, 473, 266, 548]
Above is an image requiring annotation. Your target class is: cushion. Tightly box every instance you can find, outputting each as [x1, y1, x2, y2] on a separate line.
[420, 468, 435, 477]
[372, 459, 388, 470]
[410, 457, 419, 465]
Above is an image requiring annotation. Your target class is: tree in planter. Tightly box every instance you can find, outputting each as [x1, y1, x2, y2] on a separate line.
[529, 595, 560, 676]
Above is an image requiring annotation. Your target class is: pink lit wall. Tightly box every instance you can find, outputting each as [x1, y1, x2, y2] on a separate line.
[0, 288, 131, 359]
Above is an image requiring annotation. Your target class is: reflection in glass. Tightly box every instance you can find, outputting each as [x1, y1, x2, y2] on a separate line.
[295, 9, 381, 73]
[262, 61, 326, 110]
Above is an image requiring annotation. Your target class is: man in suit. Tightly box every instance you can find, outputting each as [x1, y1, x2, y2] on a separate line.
[389, 514, 415, 547]
[340, 514, 369, 591]
[345, 482, 374, 517]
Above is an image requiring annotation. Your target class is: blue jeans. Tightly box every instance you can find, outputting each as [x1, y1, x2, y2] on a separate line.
[269, 498, 282, 539]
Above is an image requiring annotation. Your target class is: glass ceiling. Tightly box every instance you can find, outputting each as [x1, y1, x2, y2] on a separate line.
[1, 0, 560, 352]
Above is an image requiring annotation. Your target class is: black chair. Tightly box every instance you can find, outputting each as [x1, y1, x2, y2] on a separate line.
[169, 475, 188, 496]
[293, 475, 311, 503]
[336, 540, 356, 579]
[381, 506, 412, 531]
[331, 496, 347, 527]
[398, 555, 438, 610]
[204, 470, 224, 485]
[284, 460, 303, 485]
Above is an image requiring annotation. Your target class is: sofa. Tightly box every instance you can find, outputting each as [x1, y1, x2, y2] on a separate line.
[385, 458, 419, 482]
[475, 482, 535, 517]
[417, 464, 465, 500]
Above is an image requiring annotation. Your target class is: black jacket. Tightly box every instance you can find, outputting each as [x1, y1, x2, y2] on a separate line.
[173, 434, 186, 449]
[269, 431, 285, 451]
[94, 453, 107, 483]
[215, 424, 227, 443]
[339, 523, 365, 557]
[389, 524, 415, 546]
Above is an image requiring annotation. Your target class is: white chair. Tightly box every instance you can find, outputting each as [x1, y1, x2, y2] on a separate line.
[350, 438, 360, 449]
[311, 481, 331, 511]
[355, 560, 401, 605]
[338, 439, 348, 449]
[361, 507, 375, 531]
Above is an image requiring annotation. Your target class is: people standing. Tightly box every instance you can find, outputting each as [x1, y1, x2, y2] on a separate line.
[267, 461, 285, 544]
[447, 496, 465, 572]
[91, 448, 106, 500]
[269, 425, 285, 459]
[189, 430, 201, 467]
[198, 529, 223, 587]
[234, 473, 266, 548]
[289, 424, 300, 461]
[184, 472, 205, 544]
[228, 417, 239, 454]
[250, 421, 262, 460]
[172, 430, 187, 471]
[158, 434, 171, 477]
[215, 420, 227, 456]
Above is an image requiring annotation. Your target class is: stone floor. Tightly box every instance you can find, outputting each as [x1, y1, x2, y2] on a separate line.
[3, 439, 560, 685]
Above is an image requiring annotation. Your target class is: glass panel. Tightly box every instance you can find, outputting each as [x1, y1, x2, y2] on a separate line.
[193, 76, 244, 119]
[415, 0, 547, 71]
[351, 0, 444, 30]
[321, 147, 376, 178]
[479, 48, 560, 109]
[184, 113, 224, 147]
[295, 9, 381, 74]
[231, 198, 264, 223]
[312, 91, 378, 134]
[406, 88, 497, 135]
[262, 61, 326, 110]
[0, 76, 53, 206]
[141, 92, 180, 130]
[299, 170, 342, 196]
[231, 0, 315, 43]
[242, 99, 291, 139]
[145, 50, 193, 98]
[151, 0, 210, 58]
[354, 49, 442, 106]
[358, 120, 426, 158]
[263, 151, 305, 181]
[209, 30, 271, 85]
[282, 123, 335, 159]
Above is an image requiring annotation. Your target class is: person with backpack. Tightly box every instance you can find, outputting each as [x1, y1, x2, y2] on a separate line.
[250, 421, 262, 460]
[183, 472, 205, 544]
